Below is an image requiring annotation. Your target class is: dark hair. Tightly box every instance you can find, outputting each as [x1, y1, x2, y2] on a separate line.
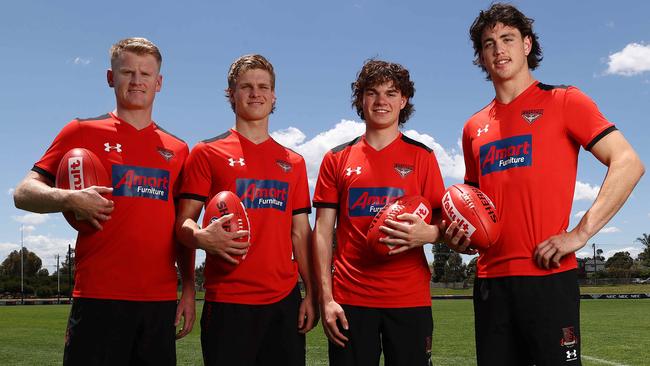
[469, 3, 543, 80]
[351, 59, 415, 126]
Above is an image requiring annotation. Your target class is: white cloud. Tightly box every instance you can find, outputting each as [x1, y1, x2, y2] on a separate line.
[599, 226, 621, 234]
[12, 213, 51, 226]
[7, 188, 15, 196]
[271, 120, 465, 189]
[574, 210, 586, 218]
[73, 57, 91, 66]
[0, 235, 75, 269]
[605, 43, 650, 76]
[402, 129, 465, 180]
[574, 181, 599, 201]
[576, 246, 642, 260]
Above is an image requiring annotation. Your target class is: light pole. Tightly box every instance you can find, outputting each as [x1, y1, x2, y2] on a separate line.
[56, 254, 61, 304]
[20, 224, 24, 305]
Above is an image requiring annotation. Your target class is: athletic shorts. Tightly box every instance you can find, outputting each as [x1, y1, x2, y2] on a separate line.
[328, 304, 433, 366]
[474, 269, 581, 366]
[200, 285, 305, 366]
[63, 298, 177, 366]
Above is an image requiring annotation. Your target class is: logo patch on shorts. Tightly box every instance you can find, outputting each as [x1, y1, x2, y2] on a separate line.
[348, 187, 404, 217]
[112, 165, 170, 200]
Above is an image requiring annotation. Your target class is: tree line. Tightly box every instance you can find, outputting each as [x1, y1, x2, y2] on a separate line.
[2, 233, 649, 297]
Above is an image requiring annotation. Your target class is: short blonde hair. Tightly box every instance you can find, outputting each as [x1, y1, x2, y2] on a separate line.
[226, 54, 275, 112]
[110, 37, 162, 69]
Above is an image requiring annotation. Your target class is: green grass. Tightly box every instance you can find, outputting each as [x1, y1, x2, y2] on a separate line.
[1, 298, 649, 365]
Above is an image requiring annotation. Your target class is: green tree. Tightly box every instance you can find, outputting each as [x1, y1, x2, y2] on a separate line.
[605, 251, 633, 270]
[635, 233, 650, 266]
[431, 243, 451, 282]
[0, 248, 42, 277]
[442, 252, 466, 283]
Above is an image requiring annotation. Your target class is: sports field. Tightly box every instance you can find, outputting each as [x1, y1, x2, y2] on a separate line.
[1, 296, 648, 366]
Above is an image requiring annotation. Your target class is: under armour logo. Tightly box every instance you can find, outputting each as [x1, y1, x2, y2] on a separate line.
[346, 166, 362, 176]
[477, 124, 489, 136]
[566, 350, 577, 359]
[228, 157, 245, 166]
[104, 143, 122, 152]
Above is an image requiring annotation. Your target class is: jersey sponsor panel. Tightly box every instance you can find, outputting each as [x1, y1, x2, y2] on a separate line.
[112, 165, 170, 201]
[236, 178, 289, 211]
[347, 187, 404, 217]
[480, 134, 532, 175]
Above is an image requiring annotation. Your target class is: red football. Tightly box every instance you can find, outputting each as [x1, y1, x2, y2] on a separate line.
[55, 148, 110, 233]
[441, 184, 500, 250]
[366, 195, 432, 258]
[203, 191, 251, 261]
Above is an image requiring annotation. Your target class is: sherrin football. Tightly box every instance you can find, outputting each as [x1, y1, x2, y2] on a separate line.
[55, 148, 110, 233]
[441, 184, 500, 250]
[203, 191, 251, 260]
[366, 195, 432, 258]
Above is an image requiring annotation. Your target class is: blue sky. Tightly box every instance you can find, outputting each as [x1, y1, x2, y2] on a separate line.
[1, 0, 648, 270]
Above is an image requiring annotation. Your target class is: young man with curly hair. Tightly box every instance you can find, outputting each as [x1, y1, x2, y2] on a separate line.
[313, 59, 446, 366]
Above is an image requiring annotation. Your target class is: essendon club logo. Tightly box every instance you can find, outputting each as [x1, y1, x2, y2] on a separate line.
[112, 165, 170, 201]
[67, 157, 85, 190]
[236, 179, 289, 211]
[276, 160, 292, 173]
[522, 109, 543, 124]
[394, 164, 414, 178]
[347, 187, 404, 217]
[479, 135, 532, 175]
[560, 326, 578, 347]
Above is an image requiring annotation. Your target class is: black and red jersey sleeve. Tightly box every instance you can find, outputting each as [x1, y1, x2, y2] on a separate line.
[420, 151, 445, 223]
[313, 150, 339, 209]
[33, 120, 82, 182]
[462, 124, 479, 186]
[179, 143, 213, 202]
[564, 87, 616, 151]
[292, 158, 312, 215]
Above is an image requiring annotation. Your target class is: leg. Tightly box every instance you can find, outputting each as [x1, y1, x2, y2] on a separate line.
[200, 300, 269, 366]
[514, 270, 582, 366]
[256, 286, 305, 366]
[130, 301, 177, 366]
[63, 298, 136, 366]
[381, 306, 433, 366]
[328, 305, 382, 366]
[473, 277, 531, 366]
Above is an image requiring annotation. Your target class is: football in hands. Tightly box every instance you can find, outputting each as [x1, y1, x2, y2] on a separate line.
[441, 184, 500, 250]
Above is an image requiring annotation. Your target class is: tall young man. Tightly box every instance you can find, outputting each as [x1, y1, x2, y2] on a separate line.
[313, 59, 446, 366]
[175, 54, 317, 366]
[13, 37, 195, 365]
[452, 4, 644, 365]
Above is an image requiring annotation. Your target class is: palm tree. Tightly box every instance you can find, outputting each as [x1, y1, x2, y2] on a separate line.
[635, 233, 650, 265]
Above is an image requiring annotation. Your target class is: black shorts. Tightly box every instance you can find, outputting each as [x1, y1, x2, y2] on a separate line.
[474, 269, 581, 366]
[63, 298, 177, 366]
[200, 285, 305, 366]
[328, 304, 433, 366]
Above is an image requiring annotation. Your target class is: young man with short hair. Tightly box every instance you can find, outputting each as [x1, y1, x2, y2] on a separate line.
[454, 4, 644, 365]
[175, 54, 317, 366]
[313, 59, 446, 365]
[14, 37, 195, 366]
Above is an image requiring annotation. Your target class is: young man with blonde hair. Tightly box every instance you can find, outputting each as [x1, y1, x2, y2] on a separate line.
[176, 54, 317, 366]
[14, 37, 195, 365]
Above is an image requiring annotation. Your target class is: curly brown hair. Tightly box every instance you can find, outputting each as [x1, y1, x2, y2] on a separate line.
[469, 3, 543, 80]
[351, 59, 415, 126]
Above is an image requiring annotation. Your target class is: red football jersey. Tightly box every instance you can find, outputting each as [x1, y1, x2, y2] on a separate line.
[33, 113, 188, 300]
[463, 82, 616, 278]
[313, 133, 445, 308]
[180, 129, 311, 305]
